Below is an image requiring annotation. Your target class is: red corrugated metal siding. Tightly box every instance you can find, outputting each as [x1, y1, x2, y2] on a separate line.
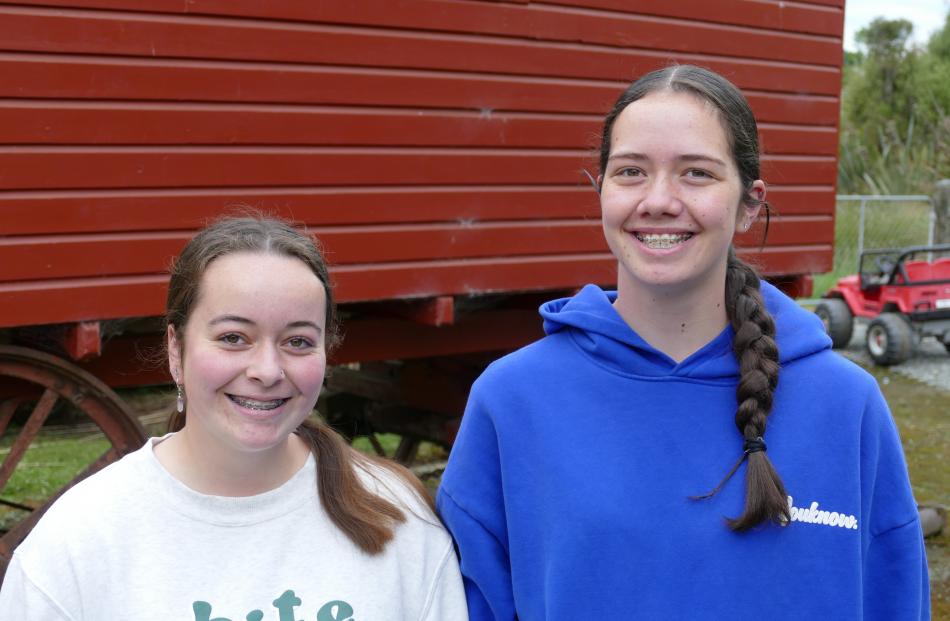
[0, 0, 843, 329]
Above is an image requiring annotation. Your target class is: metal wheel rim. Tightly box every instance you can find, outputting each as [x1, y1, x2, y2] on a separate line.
[867, 324, 888, 357]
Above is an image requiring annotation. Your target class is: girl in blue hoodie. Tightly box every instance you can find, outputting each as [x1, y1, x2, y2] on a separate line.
[437, 65, 929, 620]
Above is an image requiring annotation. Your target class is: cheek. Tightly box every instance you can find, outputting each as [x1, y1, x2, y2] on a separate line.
[696, 197, 740, 230]
[289, 354, 327, 395]
[600, 192, 628, 227]
[184, 346, 241, 391]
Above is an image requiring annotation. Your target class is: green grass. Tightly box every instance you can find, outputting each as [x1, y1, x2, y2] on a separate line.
[0, 435, 111, 503]
[351, 433, 448, 464]
[0, 432, 111, 531]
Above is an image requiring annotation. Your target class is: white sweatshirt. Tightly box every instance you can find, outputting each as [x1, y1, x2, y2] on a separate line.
[0, 437, 467, 621]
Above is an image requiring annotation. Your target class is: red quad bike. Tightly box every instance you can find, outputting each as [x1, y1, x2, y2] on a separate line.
[814, 244, 950, 365]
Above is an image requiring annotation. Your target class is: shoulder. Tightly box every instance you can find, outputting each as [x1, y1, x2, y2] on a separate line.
[12, 440, 153, 575]
[358, 460, 447, 536]
[780, 346, 882, 405]
[24, 442, 150, 538]
[355, 460, 458, 568]
[470, 332, 577, 398]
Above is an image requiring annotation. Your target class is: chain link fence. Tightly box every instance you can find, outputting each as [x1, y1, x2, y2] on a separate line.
[813, 195, 936, 297]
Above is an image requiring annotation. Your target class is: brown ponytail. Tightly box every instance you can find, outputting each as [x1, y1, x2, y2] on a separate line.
[165, 216, 433, 554]
[296, 420, 435, 554]
[719, 248, 789, 529]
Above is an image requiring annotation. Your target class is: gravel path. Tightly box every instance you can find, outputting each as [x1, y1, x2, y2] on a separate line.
[838, 320, 950, 392]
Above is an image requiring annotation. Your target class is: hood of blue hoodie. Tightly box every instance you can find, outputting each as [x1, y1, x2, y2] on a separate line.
[540, 282, 831, 381]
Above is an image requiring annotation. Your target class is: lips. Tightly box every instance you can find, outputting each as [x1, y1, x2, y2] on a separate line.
[633, 232, 694, 249]
[227, 394, 290, 411]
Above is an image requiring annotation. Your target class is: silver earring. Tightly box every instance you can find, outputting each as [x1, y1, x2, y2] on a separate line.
[279, 369, 286, 379]
[176, 383, 185, 413]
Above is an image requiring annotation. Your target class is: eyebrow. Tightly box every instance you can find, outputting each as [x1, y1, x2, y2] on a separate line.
[209, 315, 322, 333]
[608, 152, 728, 167]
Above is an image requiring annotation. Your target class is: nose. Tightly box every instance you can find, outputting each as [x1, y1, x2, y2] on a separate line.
[636, 175, 682, 218]
[246, 343, 283, 386]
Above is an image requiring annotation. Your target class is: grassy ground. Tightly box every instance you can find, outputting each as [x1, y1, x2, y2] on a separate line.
[0, 434, 110, 531]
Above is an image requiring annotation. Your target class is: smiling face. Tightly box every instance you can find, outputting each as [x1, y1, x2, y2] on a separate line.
[600, 90, 763, 302]
[167, 251, 327, 459]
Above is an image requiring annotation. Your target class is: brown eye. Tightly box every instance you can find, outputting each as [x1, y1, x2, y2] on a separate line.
[220, 333, 243, 345]
[287, 337, 314, 350]
[618, 167, 643, 177]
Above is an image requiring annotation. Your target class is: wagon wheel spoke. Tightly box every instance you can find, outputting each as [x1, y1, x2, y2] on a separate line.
[393, 436, 421, 465]
[367, 433, 387, 457]
[361, 432, 422, 465]
[0, 389, 58, 490]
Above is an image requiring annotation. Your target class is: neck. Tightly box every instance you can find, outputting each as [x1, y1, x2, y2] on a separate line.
[154, 427, 310, 496]
[613, 276, 729, 363]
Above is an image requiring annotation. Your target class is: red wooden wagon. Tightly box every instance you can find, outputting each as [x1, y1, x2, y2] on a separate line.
[0, 0, 843, 576]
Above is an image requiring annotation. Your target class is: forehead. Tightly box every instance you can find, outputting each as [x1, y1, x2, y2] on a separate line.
[610, 90, 731, 157]
[193, 251, 326, 321]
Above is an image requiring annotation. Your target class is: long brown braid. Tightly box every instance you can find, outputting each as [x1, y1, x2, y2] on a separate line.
[717, 248, 789, 529]
[599, 65, 789, 530]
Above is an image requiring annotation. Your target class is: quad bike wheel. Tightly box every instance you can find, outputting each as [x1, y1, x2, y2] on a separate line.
[866, 313, 915, 366]
[814, 298, 854, 349]
[0, 346, 147, 581]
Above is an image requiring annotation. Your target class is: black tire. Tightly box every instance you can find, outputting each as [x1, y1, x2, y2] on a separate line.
[866, 313, 915, 366]
[815, 298, 854, 349]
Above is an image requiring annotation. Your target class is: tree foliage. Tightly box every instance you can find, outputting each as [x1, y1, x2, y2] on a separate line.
[839, 13, 950, 194]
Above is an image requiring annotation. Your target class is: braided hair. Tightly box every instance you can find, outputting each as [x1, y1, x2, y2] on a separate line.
[599, 65, 789, 530]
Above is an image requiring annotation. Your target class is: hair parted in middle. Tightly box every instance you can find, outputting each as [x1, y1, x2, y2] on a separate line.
[598, 64, 789, 531]
[165, 215, 433, 554]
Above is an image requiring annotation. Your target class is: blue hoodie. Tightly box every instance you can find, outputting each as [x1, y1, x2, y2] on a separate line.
[437, 283, 929, 620]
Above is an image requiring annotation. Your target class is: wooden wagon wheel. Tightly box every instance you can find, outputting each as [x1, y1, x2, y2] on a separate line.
[322, 393, 436, 466]
[0, 345, 147, 581]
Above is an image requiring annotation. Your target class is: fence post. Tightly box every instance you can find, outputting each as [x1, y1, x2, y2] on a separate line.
[857, 198, 866, 257]
[936, 180, 950, 244]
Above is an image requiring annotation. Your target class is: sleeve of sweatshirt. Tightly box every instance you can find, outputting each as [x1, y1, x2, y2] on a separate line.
[860, 384, 930, 620]
[419, 541, 470, 621]
[437, 374, 517, 621]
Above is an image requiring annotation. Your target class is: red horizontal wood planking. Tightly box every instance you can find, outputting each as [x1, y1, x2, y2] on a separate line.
[0, 0, 844, 334]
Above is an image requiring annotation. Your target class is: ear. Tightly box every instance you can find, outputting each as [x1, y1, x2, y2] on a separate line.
[738, 180, 766, 232]
[167, 325, 183, 383]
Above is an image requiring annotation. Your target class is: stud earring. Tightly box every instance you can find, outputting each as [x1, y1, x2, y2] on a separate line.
[280, 369, 286, 379]
[176, 382, 185, 413]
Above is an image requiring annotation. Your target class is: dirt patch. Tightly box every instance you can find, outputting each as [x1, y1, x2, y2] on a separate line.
[853, 362, 950, 618]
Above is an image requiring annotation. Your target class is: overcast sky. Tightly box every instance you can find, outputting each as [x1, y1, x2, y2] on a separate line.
[844, 0, 949, 50]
